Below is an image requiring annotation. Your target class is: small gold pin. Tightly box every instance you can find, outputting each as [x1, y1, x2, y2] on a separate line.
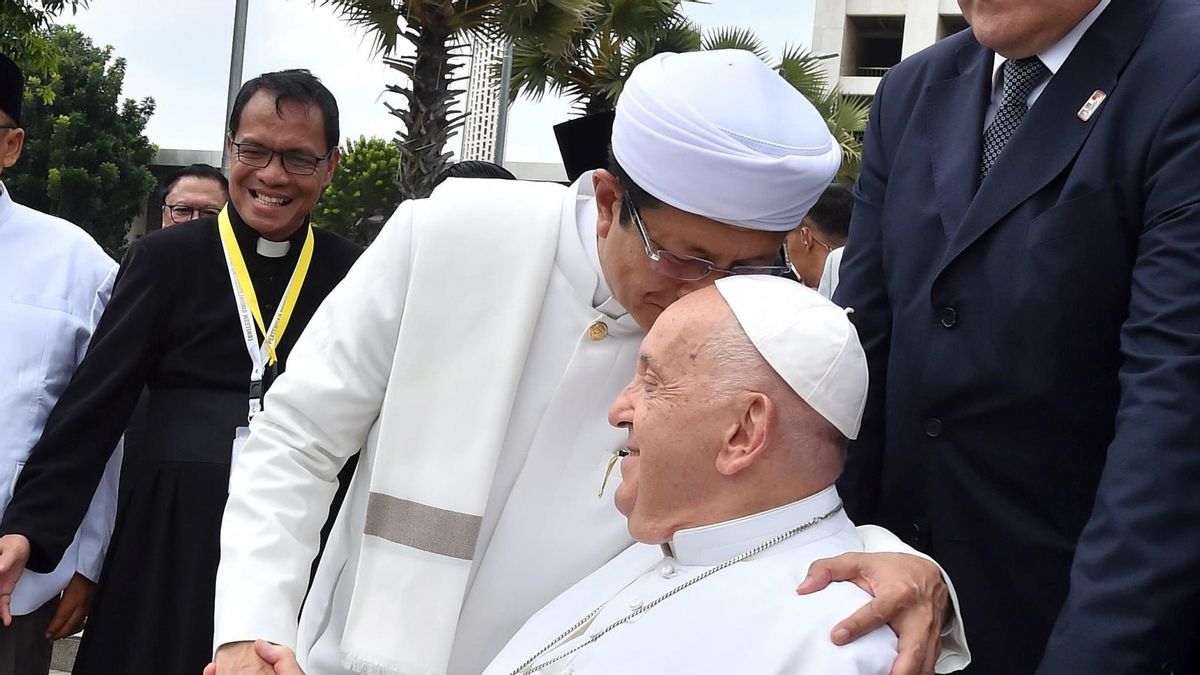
[597, 448, 629, 498]
[1077, 89, 1107, 122]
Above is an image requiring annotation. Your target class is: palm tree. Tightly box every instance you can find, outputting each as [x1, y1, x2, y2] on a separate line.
[507, 0, 701, 116]
[318, 0, 590, 200]
[703, 27, 870, 183]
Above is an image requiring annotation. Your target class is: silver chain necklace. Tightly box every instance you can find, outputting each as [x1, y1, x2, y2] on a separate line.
[507, 502, 845, 675]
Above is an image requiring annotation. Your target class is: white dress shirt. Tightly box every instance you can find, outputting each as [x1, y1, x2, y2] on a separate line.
[0, 180, 123, 614]
[984, 0, 1111, 128]
[818, 246, 845, 300]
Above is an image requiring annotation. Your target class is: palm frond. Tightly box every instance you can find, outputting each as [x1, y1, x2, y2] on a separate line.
[700, 25, 769, 62]
[638, 15, 700, 55]
[606, 0, 679, 38]
[495, 0, 594, 57]
[317, 0, 404, 55]
[776, 42, 830, 102]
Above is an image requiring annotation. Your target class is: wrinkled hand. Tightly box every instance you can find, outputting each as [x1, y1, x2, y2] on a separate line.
[0, 534, 31, 627]
[45, 572, 94, 639]
[797, 552, 947, 675]
[207, 640, 276, 675]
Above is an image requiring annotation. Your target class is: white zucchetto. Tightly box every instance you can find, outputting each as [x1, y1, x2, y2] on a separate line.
[612, 49, 841, 232]
[714, 275, 868, 439]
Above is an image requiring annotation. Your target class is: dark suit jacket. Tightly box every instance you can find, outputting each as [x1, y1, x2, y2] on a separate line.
[835, 1, 1200, 673]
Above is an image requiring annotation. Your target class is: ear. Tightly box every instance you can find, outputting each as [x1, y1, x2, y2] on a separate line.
[799, 226, 816, 251]
[0, 127, 25, 170]
[715, 392, 773, 476]
[592, 168, 622, 239]
[319, 147, 340, 188]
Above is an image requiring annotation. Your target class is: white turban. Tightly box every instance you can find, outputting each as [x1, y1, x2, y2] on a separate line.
[612, 49, 841, 233]
[715, 275, 867, 439]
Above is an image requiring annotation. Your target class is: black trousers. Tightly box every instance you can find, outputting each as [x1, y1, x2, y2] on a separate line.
[0, 597, 59, 675]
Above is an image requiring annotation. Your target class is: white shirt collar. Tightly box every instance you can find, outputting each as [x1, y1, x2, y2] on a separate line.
[666, 485, 847, 566]
[991, 0, 1110, 81]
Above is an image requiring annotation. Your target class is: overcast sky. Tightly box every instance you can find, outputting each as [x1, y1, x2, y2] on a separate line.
[63, 0, 815, 164]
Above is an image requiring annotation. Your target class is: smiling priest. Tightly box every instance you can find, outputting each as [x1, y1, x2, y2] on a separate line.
[0, 70, 362, 675]
[209, 51, 967, 675]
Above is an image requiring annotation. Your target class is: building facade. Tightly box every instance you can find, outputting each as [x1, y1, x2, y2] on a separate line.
[459, 34, 506, 162]
[812, 0, 967, 97]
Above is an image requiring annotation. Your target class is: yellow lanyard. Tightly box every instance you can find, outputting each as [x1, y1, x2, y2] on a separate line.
[217, 207, 314, 366]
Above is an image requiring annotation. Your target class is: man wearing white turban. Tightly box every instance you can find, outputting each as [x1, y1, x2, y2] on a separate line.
[211, 50, 965, 675]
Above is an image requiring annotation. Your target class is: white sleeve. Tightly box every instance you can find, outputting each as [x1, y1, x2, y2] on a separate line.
[856, 524, 971, 673]
[75, 263, 122, 582]
[213, 207, 415, 652]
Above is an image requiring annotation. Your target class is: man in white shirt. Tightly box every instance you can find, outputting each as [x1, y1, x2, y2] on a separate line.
[0, 53, 121, 675]
[210, 50, 963, 675]
[786, 182, 851, 298]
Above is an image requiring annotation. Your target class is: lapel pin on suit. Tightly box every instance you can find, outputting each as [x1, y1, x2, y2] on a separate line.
[1077, 89, 1108, 121]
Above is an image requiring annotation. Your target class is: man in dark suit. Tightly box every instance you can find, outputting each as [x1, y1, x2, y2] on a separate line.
[834, 0, 1200, 673]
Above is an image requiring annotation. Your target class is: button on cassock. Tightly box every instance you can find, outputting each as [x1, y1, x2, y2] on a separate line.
[587, 321, 609, 341]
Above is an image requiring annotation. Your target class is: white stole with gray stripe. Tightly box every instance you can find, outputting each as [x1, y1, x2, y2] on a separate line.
[340, 178, 565, 674]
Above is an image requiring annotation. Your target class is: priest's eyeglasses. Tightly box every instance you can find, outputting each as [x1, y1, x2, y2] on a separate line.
[229, 139, 332, 176]
[166, 204, 222, 223]
[624, 192, 792, 281]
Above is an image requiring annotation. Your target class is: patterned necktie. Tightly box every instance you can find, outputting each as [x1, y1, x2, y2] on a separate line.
[980, 57, 1049, 181]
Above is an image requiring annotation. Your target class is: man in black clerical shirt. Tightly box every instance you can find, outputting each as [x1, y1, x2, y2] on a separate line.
[0, 69, 362, 675]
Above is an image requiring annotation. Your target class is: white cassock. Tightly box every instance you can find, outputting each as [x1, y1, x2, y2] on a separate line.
[215, 176, 969, 674]
[485, 487, 897, 675]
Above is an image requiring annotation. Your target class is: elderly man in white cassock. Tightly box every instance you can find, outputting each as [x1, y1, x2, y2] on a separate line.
[212, 50, 968, 675]
[488, 275, 936, 674]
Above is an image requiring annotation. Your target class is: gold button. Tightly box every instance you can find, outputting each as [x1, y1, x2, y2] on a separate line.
[587, 321, 608, 341]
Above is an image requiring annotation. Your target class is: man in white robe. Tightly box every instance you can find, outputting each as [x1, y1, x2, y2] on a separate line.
[211, 50, 966, 675]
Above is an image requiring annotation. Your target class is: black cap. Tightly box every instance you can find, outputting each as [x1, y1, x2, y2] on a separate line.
[553, 110, 615, 183]
[0, 53, 22, 126]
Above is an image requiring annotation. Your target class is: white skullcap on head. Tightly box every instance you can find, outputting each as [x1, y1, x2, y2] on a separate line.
[612, 49, 841, 232]
[714, 275, 867, 439]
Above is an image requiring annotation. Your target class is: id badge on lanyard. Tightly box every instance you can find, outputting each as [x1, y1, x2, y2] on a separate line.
[217, 207, 314, 425]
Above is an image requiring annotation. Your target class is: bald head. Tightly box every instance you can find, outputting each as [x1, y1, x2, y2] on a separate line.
[607, 285, 848, 544]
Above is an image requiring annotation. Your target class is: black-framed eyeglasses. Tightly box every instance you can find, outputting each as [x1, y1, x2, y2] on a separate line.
[165, 203, 222, 223]
[0, 124, 18, 130]
[624, 191, 792, 281]
[229, 138, 332, 176]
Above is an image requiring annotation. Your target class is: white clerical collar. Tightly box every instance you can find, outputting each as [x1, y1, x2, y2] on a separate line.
[256, 237, 291, 258]
[666, 486, 847, 566]
[991, 0, 1109, 83]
